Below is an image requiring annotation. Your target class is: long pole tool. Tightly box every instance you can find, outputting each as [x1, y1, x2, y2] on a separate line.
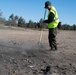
[38, 9, 47, 45]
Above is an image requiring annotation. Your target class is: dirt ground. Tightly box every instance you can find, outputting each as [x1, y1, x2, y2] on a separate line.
[0, 28, 76, 75]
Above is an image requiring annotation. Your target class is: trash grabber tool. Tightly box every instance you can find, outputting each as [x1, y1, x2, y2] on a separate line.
[38, 9, 47, 45]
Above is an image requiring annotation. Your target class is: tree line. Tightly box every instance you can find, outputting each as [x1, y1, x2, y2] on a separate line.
[61, 24, 76, 30]
[5, 14, 47, 29]
[0, 10, 76, 30]
[6, 14, 76, 31]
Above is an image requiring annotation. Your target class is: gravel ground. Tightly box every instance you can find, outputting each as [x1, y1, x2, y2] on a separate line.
[0, 28, 76, 75]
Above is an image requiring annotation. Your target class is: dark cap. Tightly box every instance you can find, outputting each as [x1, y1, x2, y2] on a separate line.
[45, 1, 51, 8]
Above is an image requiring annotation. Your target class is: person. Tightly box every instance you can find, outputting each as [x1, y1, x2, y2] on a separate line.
[44, 1, 59, 50]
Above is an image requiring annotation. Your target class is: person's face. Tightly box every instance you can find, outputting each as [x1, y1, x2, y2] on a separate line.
[47, 5, 52, 10]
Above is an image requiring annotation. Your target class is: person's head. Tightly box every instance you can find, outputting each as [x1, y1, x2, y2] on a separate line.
[45, 1, 52, 10]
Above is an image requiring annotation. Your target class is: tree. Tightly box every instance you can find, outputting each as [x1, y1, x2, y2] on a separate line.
[73, 24, 76, 30]
[18, 16, 26, 27]
[0, 9, 2, 18]
[9, 14, 14, 21]
[0, 10, 6, 24]
[15, 15, 19, 23]
[61, 24, 76, 31]
[28, 20, 34, 28]
[39, 18, 47, 29]
[9, 14, 15, 26]
[39, 18, 43, 28]
[15, 15, 19, 26]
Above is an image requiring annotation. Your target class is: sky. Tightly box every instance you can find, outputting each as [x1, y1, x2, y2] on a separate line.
[0, 0, 76, 25]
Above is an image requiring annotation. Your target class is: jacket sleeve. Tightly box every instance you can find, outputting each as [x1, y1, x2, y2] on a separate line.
[44, 12, 54, 23]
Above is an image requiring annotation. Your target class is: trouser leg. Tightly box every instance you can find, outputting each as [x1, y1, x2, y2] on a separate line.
[48, 28, 57, 49]
[48, 29, 53, 49]
[52, 28, 57, 49]
[48, 32, 53, 49]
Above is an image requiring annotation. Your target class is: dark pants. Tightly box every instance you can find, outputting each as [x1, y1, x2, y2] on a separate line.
[48, 28, 57, 49]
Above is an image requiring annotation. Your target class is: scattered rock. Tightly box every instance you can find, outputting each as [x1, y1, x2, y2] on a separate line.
[74, 53, 76, 55]
[11, 70, 16, 75]
[51, 73, 59, 75]
[21, 52, 27, 56]
[41, 66, 52, 75]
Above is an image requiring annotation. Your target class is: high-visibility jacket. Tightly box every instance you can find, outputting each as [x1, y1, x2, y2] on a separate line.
[48, 6, 59, 28]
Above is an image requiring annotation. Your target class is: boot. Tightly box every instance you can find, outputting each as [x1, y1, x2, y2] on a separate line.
[54, 46, 58, 50]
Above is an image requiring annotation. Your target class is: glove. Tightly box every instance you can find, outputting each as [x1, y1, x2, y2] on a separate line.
[43, 20, 48, 23]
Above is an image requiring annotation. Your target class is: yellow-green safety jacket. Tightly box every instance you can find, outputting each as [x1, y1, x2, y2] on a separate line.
[48, 6, 59, 28]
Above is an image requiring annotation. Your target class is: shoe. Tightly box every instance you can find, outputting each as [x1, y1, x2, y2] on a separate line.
[47, 48, 53, 51]
[54, 46, 58, 50]
[50, 48, 53, 50]
[52, 45, 57, 50]
[50, 47, 55, 50]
